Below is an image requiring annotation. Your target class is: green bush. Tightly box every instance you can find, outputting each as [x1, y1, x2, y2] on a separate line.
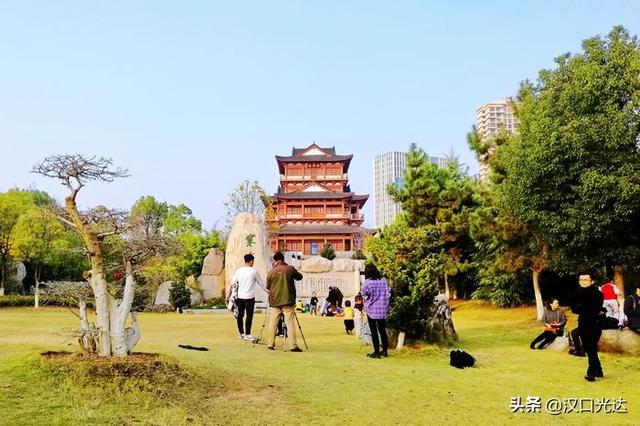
[320, 243, 336, 260]
[3, 278, 25, 295]
[169, 281, 191, 309]
[0, 295, 94, 308]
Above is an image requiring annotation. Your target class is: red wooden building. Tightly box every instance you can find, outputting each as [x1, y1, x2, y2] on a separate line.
[268, 143, 369, 255]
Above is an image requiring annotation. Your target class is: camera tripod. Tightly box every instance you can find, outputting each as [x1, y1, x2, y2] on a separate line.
[253, 308, 308, 351]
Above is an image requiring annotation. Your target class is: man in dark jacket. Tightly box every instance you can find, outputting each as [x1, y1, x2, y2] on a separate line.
[623, 286, 640, 333]
[571, 274, 604, 382]
[266, 252, 303, 352]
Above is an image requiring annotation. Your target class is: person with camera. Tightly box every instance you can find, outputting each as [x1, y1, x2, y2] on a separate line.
[529, 298, 567, 349]
[266, 252, 304, 352]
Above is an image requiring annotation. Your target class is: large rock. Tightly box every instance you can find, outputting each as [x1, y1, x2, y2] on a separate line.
[546, 336, 569, 352]
[300, 256, 333, 273]
[199, 275, 225, 300]
[201, 248, 224, 276]
[10, 262, 27, 283]
[155, 281, 173, 305]
[599, 329, 640, 355]
[154, 281, 203, 306]
[224, 213, 271, 303]
[331, 258, 356, 272]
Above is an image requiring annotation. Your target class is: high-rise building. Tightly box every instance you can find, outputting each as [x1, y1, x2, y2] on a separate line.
[374, 151, 445, 229]
[476, 98, 518, 181]
[268, 143, 369, 255]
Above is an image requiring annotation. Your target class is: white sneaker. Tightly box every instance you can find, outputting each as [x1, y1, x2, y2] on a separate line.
[243, 334, 254, 341]
[239, 333, 245, 339]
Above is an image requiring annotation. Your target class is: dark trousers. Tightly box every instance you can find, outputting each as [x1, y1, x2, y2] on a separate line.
[368, 317, 388, 353]
[530, 330, 561, 349]
[344, 319, 354, 334]
[236, 298, 255, 335]
[570, 328, 583, 353]
[579, 324, 602, 376]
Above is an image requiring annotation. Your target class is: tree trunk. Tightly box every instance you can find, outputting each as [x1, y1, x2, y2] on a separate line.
[396, 331, 406, 349]
[78, 300, 98, 353]
[34, 265, 40, 309]
[90, 271, 112, 356]
[614, 265, 624, 294]
[110, 261, 140, 356]
[532, 268, 544, 320]
[0, 265, 5, 296]
[444, 273, 450, 299]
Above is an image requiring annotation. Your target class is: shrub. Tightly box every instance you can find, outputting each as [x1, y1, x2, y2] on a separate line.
[351, 249, 367, 260]
[169, 281, 191, 309]
[320, 243, 336, 260]
[0, 295, 94, 308]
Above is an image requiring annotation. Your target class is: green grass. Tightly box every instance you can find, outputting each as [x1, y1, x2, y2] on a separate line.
[0, 302, 638, 425]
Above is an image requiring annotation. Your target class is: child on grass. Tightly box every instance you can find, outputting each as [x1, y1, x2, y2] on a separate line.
[343, 300, 355, 335]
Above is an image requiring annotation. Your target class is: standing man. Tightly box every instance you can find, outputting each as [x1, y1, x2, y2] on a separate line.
[571, 274, 604, 382]
[230, 254, 267, 341]
[266, 252, 303, 352]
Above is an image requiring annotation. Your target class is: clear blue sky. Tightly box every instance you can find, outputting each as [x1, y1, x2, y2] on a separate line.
[1, 1, 638, 229]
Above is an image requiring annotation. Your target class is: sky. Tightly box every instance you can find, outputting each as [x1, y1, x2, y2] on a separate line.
[1, 1, 639, 229]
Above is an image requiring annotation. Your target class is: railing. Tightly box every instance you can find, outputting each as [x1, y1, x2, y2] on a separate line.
[280, 174, 348, 181]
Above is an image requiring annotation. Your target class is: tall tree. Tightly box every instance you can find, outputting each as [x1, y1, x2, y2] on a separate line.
[33, 154, 138, 357]
[224, 180, 269, 229]
[499, 26, 640, 293]
[389, 144, 478, 298]
[11, 206, 66, 307]
[0, 189, 49, 295]
[130, 195, 169, 237]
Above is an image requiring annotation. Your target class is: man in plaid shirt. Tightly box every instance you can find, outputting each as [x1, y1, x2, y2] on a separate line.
[361, 263, 391, 358]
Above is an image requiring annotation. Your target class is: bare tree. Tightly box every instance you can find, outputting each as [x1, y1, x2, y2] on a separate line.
[224, 180, 269, 230]
[33, 154, 142, 356]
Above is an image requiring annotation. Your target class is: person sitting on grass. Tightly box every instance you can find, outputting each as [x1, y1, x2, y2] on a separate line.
[343, 300, 355, 335]
[623, 286, 640, 333]
[295, 299, 304, 313]
[530, 298, 567, 349]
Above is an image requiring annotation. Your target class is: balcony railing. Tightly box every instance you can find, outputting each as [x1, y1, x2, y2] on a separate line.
[280, 174, 348, 181]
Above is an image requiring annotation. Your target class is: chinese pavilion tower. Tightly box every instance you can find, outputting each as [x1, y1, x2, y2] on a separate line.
[268, 143, 369, 255]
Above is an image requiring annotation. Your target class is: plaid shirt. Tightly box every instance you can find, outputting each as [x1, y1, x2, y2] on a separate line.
[362, 278, 391, 320]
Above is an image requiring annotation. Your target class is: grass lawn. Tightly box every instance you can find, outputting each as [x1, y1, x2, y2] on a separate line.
[0, 301, 638, 425]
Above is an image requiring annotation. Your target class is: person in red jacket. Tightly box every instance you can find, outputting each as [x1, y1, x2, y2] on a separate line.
[599, 279, 622, 324]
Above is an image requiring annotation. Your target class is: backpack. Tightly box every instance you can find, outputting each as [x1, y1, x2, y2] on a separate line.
[450, 349, 475, 369]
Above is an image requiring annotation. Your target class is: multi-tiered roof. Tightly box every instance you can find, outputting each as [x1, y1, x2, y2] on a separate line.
[269, 143, 368, 254]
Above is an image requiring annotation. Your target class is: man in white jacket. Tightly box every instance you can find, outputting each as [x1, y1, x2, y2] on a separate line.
[230, 254, 267, 341]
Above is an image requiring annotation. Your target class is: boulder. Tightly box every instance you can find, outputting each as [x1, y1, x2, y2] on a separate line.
[599, 329, 640, 355]
[11, 261, 27, 283]
[199, 275, 225, 300]
[300, 256, 333, 273]
[154, 281, 173, 305]
[201, 248, 224, 276]
[224, 213, 271, 303]
[332, 258, 356, 272]
[546, 336, 569, 352]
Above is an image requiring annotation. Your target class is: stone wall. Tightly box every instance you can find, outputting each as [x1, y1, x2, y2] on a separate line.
[295, 257, 364, 302]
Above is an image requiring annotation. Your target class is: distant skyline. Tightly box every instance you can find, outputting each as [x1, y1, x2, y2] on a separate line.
[1, 1, 638, 229]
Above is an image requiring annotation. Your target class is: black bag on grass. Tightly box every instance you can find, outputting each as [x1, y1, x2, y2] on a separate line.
[450, 349, 475, 369]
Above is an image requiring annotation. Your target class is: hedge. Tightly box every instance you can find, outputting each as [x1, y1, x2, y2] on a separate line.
[0, 295, 93, 308]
